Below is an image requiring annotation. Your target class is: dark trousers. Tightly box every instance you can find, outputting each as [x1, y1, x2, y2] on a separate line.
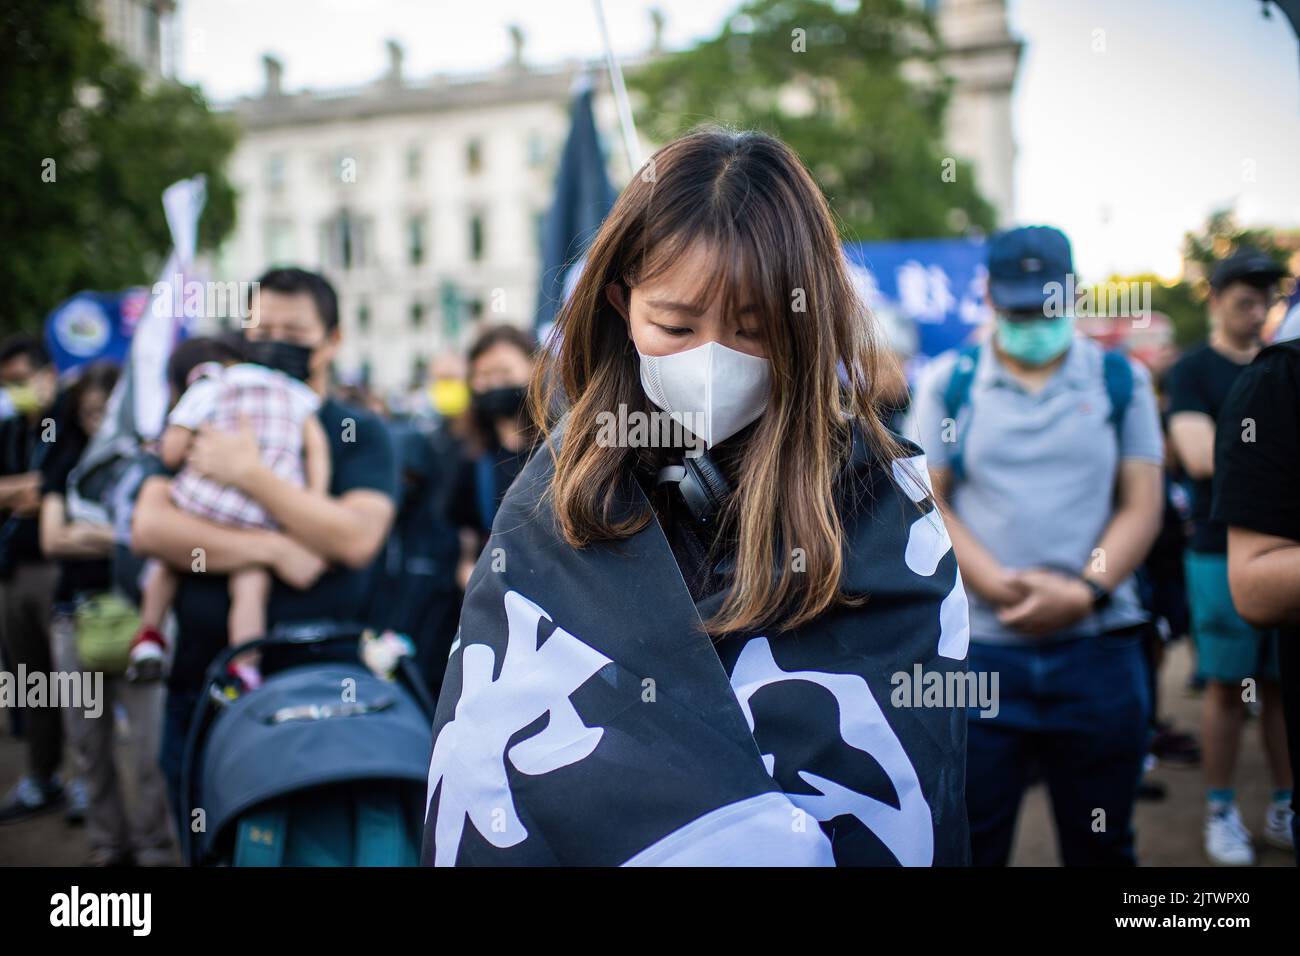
[0, 562, 60, 781]
[159, 686, 199, 845]
[965, 627, 1151, 866]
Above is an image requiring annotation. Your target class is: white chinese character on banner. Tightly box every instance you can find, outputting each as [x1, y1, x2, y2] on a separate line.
[730, 638, 935, 866]
[426, 590, 612, 866]
[896, 261, 955, 324]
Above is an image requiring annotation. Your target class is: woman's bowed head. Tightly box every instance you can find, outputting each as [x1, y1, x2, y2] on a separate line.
[529, 126, 909, 637]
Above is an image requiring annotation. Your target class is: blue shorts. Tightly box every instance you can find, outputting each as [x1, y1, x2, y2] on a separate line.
[1185, 551, 1280, 683]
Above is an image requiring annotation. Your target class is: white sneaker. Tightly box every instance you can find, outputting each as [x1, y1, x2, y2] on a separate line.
[1205, 804, 1255, 866]
[1263, 800, 1295, 851]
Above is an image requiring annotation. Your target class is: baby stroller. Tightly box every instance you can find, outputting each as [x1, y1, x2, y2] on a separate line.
[181, 622, 436, 866]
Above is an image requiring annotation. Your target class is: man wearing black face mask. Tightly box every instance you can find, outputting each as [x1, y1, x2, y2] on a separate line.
[447, 326, 537, 590]
[130, 267, 398, 824]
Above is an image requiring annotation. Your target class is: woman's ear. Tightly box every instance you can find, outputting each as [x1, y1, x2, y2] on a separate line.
[605, 282, 630, 324]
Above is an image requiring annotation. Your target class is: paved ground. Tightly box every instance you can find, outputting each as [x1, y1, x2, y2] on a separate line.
[0, 640, 1291, 866]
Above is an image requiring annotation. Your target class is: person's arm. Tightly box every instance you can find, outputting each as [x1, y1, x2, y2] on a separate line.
[996, 461, 1161, 638]
[910, 352, 1023, 607]
[302, 415, 331, 496]
[1000, 360, 1166, 635]
[130, 475, 325, 588]
[456, 528, 484, 591]
[39, 493, 114, 560]
[0, 472, 40, 511]
[1168, 412, 1216, 479]
[1227, 527, 1300, 628]
[1214, 348, 1300, 627]
[187, 418, 395, 570]
[159, 424, 196, 472]
[1083, 460, 1164, 591]
[929, 466, 1024, 606]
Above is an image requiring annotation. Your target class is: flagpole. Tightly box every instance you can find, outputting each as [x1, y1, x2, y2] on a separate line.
[592, 0, 641, 174]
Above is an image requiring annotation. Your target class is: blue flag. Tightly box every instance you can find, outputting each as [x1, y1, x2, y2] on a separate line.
[535, 77, 615, 338]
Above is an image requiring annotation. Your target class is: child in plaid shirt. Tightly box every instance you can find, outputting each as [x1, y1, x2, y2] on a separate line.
[127, 337, 330, 686]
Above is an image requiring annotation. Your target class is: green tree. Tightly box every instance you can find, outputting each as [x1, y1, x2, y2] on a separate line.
[1174, 208, 1293, 346]
[628, 0, 996, 242]
[1088, 209, 1295, 348]
[0, 0, 238, 334]
[1085, 273, 1203, 349]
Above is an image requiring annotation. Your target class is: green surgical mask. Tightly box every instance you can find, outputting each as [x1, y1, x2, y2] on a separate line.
[996, 314, 1075, 366]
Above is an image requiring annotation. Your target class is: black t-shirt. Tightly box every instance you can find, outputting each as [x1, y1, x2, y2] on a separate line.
[168, 398, 398, 693]
[39, 431, 112, 604]
[1167, 343, 1254, 553]
[1212, 338, 1300, 818]
[448, 444, 528, 537]
[0, 412, 47, 574]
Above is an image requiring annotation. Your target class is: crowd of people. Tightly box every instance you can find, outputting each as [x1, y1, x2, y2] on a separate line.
[0, 267, 542, 865]
[903, 229, 1297, 866]
[0, 202, 1297, 866]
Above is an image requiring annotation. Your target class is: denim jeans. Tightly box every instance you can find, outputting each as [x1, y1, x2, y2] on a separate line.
[965, 626, 1151, 866]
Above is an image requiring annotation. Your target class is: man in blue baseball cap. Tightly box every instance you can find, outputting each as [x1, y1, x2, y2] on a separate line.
[913, 225, 1165, 865]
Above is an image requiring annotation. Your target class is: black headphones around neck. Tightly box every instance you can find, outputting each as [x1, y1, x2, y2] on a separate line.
[655, 451, 733, 528]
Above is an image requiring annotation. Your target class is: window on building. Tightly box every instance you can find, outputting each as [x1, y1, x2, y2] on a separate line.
[526, 131, 546, 169]
[406, 145, 422, 180]
[410, 300, 425, 329]
[466, 138, 483, 175]
[264, 219, 294, 265]
[266, 154, 286, 194]
[360, 359, 372, 388]
[533, 210, 546, 254]
[143, 3, 160, 63]
[411, 356, 428, 390]
[468, 211, 485, 262]
[408, 214, 426, 267]
[320, 209, 370, 270]
[357, 299, 371, 333]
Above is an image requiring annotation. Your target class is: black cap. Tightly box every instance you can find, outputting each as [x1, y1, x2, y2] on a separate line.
[987, 226, 1073, 313]
[1210, 247, 1286, 292]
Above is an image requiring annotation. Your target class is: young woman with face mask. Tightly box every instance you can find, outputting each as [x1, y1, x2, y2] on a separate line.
[423, 128, 971, 867]
[448, 326, 539, 590]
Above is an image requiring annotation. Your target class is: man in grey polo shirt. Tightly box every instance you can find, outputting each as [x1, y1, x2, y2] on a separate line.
[913, 225, 1164, 866]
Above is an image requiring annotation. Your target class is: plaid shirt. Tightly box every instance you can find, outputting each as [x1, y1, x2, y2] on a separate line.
[169, 363, 319, 529]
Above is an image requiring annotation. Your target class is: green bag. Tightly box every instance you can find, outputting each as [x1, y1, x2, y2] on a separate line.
[74, 593, 141, 675]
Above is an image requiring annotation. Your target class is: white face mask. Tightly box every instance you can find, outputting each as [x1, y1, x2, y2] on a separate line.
[636, 341, 772, 449]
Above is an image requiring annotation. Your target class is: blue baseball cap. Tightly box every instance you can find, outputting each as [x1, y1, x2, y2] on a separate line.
[987, 225, 1074, 314]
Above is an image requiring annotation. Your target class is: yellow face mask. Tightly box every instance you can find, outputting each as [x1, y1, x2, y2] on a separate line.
[5, 383, 41, 416]
[429, 378, 470, 418]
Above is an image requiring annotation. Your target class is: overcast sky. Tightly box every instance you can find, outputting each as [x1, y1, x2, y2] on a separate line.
[176, 0, 1300, 280]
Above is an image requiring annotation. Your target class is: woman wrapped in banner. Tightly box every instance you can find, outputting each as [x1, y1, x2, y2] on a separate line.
[423, 127, 972, 866]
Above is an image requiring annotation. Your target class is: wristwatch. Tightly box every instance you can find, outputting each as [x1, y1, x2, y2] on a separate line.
[1081, 577, 1112, 611]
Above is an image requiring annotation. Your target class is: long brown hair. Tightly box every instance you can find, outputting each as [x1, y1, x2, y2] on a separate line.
[530, 126, 905, 637]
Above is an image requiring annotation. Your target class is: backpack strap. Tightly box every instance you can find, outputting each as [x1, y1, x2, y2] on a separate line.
[941, 344, 982, 483]
[1102, 350, 1134, 433]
